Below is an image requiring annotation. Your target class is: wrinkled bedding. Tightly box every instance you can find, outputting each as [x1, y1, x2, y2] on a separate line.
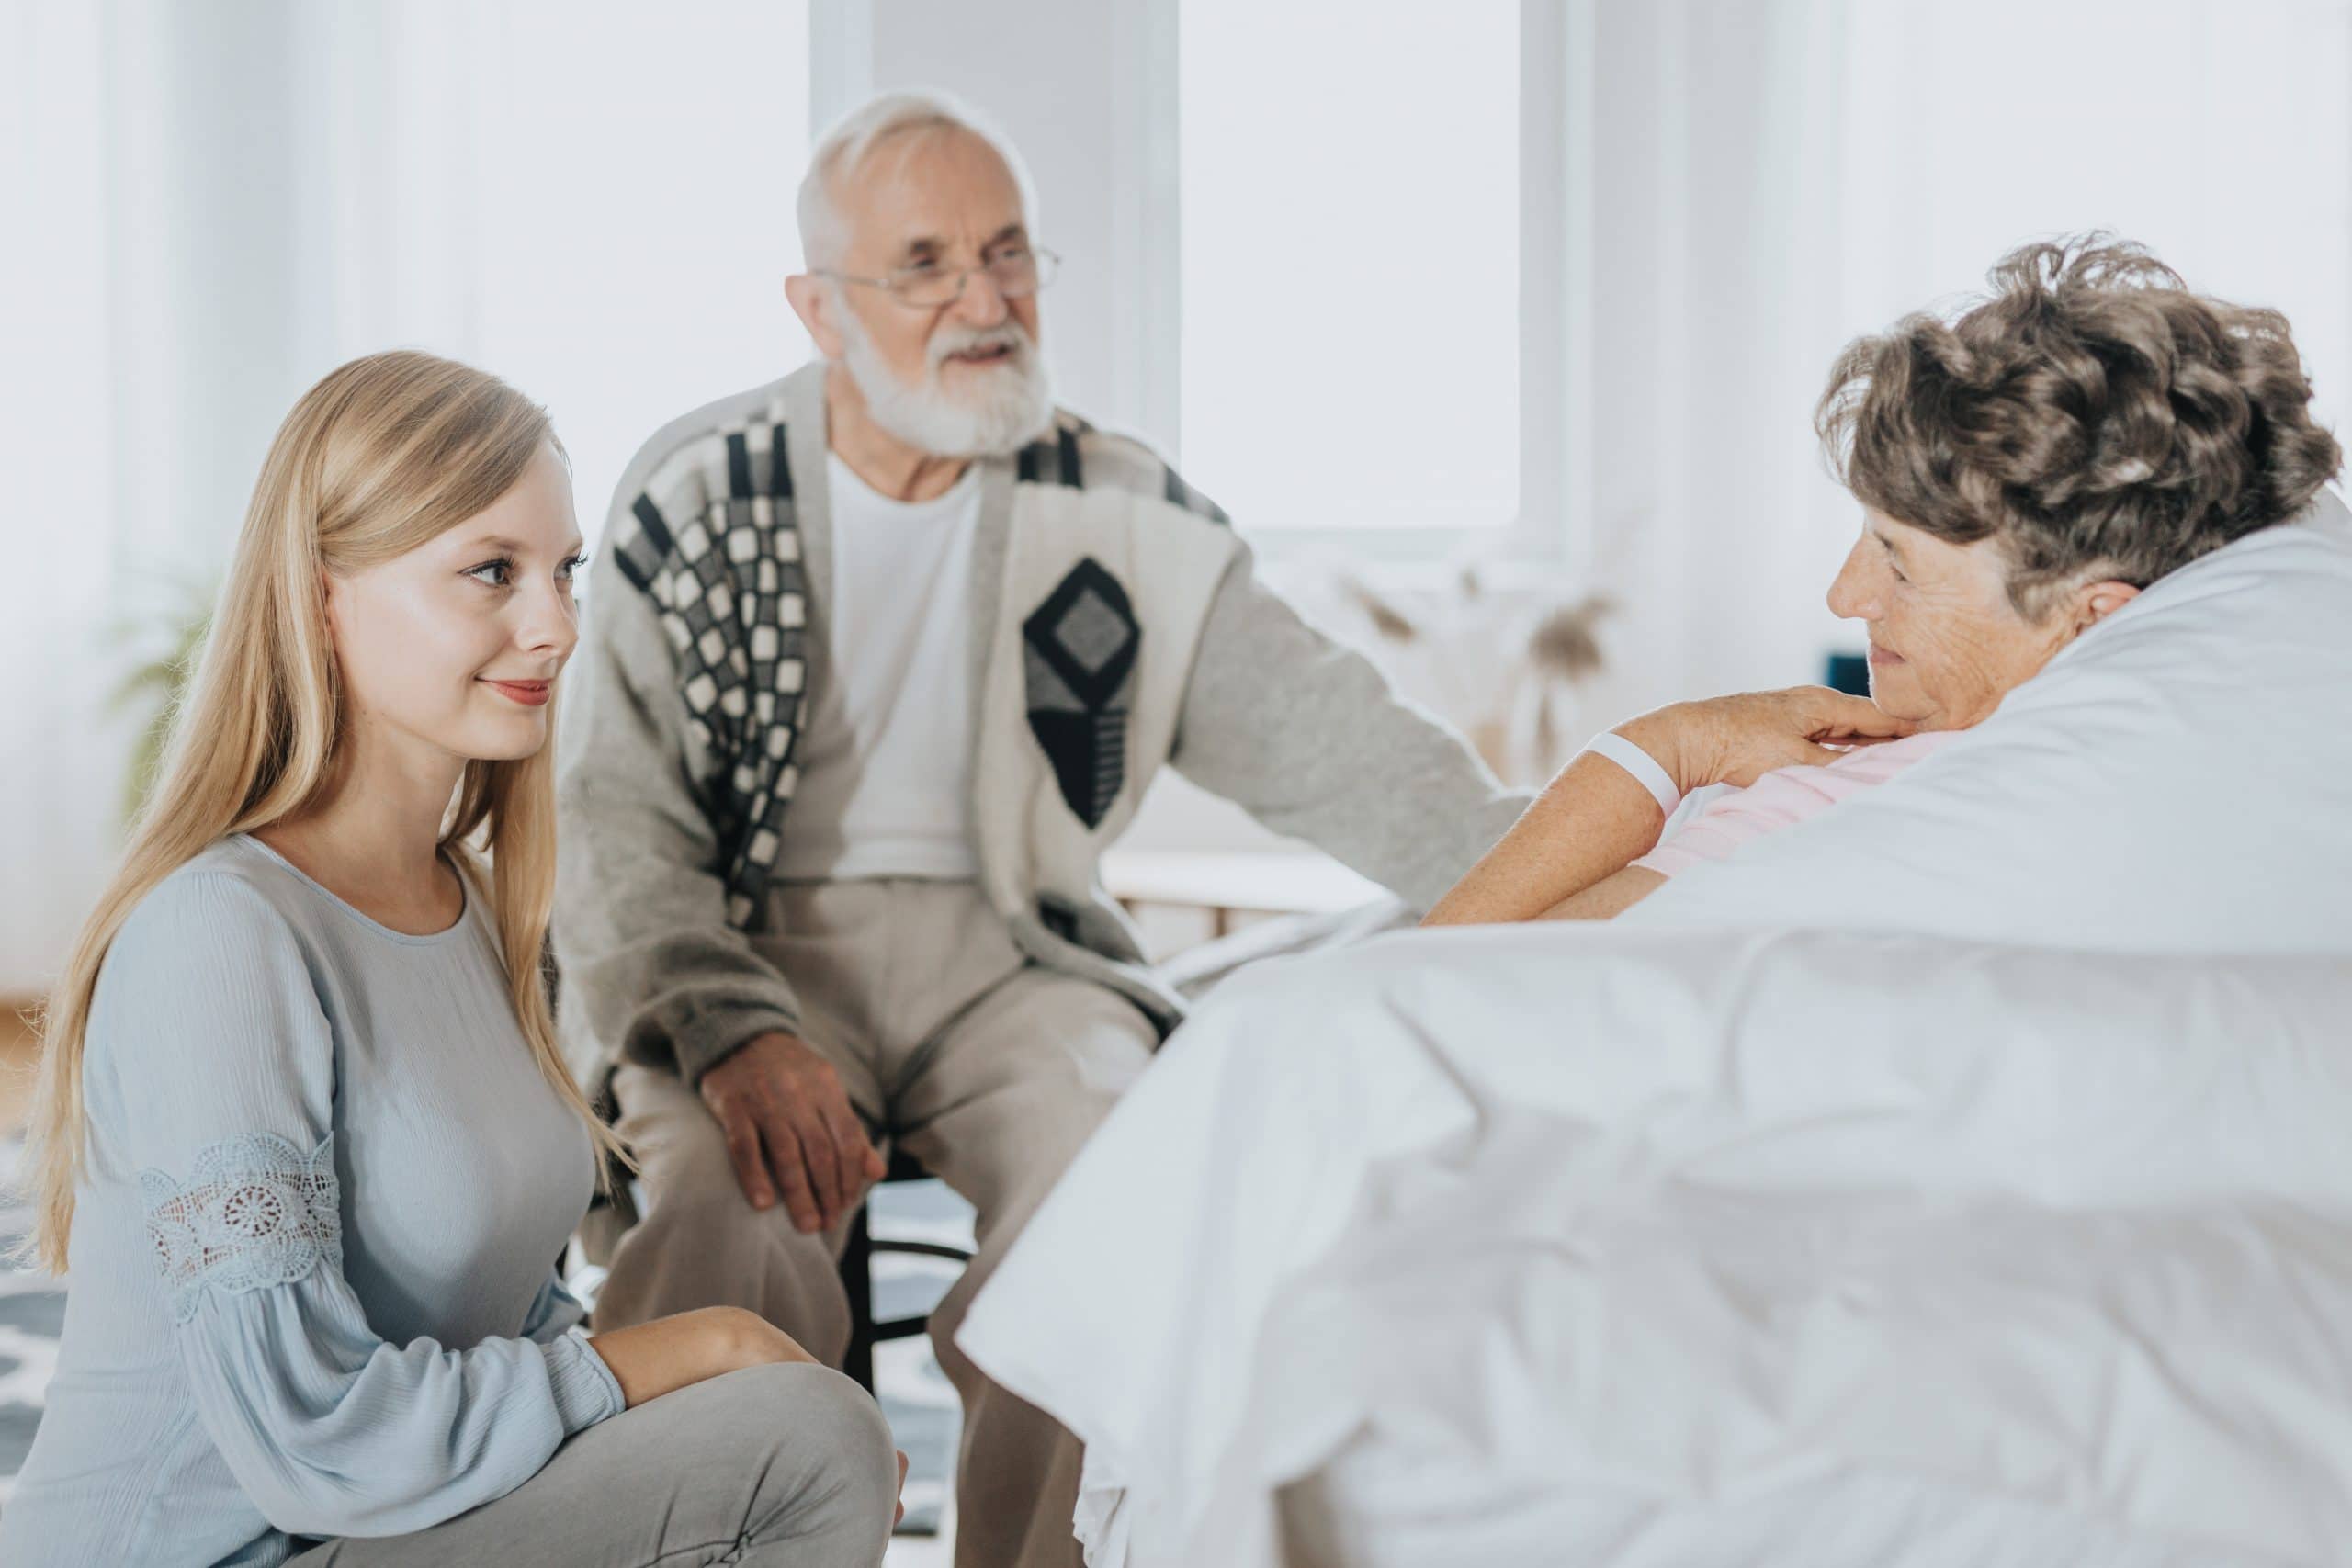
[961, 928, 2352, 1566]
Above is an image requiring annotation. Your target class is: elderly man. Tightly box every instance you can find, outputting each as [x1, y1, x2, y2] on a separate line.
[552, 90, 1526, 1566]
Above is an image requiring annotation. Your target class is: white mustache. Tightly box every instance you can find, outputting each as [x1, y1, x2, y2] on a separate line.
[928, 323, 1030, 373]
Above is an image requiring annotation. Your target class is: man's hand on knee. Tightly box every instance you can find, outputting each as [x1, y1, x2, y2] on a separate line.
[697, 1032, 887, 1232]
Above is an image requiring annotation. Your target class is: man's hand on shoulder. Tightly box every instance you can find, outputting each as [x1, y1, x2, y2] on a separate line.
[696, 1032, 887, 1233]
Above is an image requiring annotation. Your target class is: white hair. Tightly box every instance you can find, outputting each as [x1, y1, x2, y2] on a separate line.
[797, 89, 1039, 272]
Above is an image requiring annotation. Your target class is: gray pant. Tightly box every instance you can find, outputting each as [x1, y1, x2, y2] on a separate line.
[594, 880, 1157, 1568]
[286, 1361, 898, 1566]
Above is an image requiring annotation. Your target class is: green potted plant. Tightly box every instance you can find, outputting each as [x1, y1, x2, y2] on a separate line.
[109, 577, 217, 823]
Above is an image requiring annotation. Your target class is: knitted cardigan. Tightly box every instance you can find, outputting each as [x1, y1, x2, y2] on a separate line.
[553, 362, 1531, 1089]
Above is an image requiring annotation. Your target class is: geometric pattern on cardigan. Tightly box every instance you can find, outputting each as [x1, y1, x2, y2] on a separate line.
[610, 407, 1228, 931]
[612, 416, 809, 930]
[1023, 557, 1140, 829]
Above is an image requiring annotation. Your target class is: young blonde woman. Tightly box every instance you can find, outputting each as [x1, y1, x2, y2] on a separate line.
[1, 353, 903, 1567]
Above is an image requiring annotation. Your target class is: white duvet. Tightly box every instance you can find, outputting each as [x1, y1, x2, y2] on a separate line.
[956, 496, 2352, 1566]
[962, 929, 2352, 1565]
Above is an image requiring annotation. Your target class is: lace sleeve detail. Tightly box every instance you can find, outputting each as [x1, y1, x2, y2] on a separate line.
[140, 1132, 343, 1325]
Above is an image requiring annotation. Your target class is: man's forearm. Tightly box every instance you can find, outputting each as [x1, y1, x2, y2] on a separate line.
[1170, 556, 1534, 911]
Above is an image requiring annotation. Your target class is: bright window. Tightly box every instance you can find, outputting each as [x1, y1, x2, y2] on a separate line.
[1178, 2, 1522, 534]
[461, 2, 815, 544]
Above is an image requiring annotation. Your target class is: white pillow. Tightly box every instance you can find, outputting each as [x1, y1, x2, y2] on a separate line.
[1625, 488, 2352, 954]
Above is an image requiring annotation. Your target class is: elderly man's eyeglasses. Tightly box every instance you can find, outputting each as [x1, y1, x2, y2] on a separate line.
[815, 245, 1061, 310]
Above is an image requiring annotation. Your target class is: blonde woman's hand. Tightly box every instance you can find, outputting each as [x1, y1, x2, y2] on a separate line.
[1619, 687, 1917, 793]
[587, 1305, 816, 1409]
[593, 1310, 905, 1520]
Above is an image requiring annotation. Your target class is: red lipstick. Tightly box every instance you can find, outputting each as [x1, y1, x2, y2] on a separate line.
[483, 679, 552, 707]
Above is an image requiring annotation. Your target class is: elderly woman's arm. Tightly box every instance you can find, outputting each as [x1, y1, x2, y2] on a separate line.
[1424, 687, 1910, 926]
[1422, 750, 1669, 925]
[1536, 864, 1669, 921]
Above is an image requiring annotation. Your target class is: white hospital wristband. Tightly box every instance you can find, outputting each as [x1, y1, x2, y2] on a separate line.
[1581, 730, 1683, 818]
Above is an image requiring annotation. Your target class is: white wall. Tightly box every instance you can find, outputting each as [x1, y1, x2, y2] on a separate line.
[1, 1, 327, 997]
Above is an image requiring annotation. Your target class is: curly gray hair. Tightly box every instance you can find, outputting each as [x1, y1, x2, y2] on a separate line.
[1816, 233, 2343, 615]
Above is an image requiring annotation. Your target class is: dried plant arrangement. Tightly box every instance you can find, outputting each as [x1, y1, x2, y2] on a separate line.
[1337, 570, 1614, 783]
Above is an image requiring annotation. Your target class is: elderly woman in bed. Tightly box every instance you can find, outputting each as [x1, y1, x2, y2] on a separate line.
[1428, 233, 2343, 926]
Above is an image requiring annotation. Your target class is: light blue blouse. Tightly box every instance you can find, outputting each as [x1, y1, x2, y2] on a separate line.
[0, 836, 625, 1567]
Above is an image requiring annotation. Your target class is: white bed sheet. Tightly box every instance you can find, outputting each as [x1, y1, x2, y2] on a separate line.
[1286, 1442, 2256, 1568]
[958, 925, 2352, 1567]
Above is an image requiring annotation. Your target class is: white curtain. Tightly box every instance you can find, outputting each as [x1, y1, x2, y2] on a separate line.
[3, 1, 141, 1001]
[1568, 0, 2352, 726]
[0, 0, 812, 995]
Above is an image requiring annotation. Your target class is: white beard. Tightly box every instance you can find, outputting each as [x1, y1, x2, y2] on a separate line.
[834, 304, 1055, 459]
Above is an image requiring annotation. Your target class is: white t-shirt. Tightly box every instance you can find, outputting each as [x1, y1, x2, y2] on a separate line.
[770, 456, 981, 883]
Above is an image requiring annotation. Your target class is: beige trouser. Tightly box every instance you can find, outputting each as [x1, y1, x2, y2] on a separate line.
[594, 880, 1156, 1568]
[288, 1363, 898, 1566]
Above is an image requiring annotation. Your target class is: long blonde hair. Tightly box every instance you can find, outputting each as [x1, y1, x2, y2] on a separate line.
[25, 350, 625, 1273]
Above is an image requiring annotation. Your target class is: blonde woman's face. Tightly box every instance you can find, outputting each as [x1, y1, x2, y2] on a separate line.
[324, 443, 583, 764]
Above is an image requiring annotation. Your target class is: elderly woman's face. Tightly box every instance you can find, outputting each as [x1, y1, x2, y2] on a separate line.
[1825, 512, 2079, 730]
